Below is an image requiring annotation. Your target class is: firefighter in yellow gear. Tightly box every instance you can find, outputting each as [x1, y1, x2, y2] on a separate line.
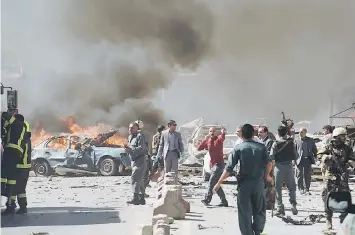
[1, 112, 26, 215]
[11, 116, 32, 214]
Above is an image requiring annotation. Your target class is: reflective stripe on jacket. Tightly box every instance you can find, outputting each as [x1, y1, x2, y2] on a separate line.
[5, 116, 26, 153]
[17, 121, 31, 168]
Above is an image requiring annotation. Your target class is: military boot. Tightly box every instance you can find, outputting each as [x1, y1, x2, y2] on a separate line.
[274, 205, 285, 217]
[291, 203, 298, 215]
[326, 216, 332, 230]
[138, 194, 146, 205]
[217, 198, 228, 207]
[201, 195, 211, 206]
[16, 197, 28, 214]
[126, 193, 140, 205]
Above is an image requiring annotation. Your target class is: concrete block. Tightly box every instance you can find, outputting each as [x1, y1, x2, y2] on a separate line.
[137, 224, 153, 235]
[177, 185, 191, 213]
[153, 185, 186, 219]
[153, 223, 170, 235]
[152, 214, 172, 226]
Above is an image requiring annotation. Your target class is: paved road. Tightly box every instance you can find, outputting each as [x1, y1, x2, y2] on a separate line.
[1, 176, 354, 235]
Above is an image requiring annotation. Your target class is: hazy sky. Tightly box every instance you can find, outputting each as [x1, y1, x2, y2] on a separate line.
[2, 0, 355, 133]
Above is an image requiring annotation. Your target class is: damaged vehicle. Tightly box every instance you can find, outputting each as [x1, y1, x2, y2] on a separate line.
[31, 131, 131, 177]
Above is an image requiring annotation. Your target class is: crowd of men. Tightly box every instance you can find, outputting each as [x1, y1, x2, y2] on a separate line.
[2, 113, 354, 234]
[1, 112, 32, 215]
[125, 119, 355, 235]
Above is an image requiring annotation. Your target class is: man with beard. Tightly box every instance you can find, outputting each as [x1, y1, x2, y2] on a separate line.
[319, 127, 355, 230]
[270, 125, 298, 216]
[125, 122, 147, 205]
[198, 127, 228, 207]
[258, 126, 275, 210]
[294, 128, 317, 195]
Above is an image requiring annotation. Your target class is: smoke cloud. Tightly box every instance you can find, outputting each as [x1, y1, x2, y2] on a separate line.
[2, 0, 355, 135]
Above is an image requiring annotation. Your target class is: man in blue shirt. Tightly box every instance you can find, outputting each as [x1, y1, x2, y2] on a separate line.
[214, 124, 273, 235]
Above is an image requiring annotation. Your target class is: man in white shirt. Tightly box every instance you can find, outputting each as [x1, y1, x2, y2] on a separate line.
[235, 125, 262, 146]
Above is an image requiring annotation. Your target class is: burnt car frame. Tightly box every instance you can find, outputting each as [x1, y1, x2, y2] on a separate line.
[31, 134, 131, 177]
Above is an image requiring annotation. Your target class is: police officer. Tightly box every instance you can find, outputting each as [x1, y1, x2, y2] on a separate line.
[134, 120, 151, 196]
[125, 122, 147, 205]
[1, 112, 26, 215]
[214, 124, 273, 235]
[151, 125, 165, 172]
[319, 127, 355, 230]
[270, 125, 298, 216]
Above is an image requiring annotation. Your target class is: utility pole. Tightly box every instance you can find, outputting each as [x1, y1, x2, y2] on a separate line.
[328, 93, 334, 126]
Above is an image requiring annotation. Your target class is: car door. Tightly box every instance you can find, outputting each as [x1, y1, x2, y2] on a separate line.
[42, 136, 71, 165]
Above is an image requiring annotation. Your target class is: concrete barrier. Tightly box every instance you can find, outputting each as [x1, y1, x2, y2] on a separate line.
[138, 171, 191, 234]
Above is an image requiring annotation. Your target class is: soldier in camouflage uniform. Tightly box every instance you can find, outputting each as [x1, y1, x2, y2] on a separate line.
[151, 125, 165, 172]
[319, 127, 355, 230]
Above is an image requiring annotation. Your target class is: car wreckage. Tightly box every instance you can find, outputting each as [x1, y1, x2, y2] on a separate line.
[31, 130, 131, 177]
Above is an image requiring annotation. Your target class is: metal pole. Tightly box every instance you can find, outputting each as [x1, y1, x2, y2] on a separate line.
[328, 94, 334, 126]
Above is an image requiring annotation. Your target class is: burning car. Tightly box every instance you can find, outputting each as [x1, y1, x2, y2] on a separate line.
[31, 132, 131, 177]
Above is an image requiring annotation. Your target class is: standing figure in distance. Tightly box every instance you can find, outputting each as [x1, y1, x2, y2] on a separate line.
[214, 124, 273, 235]
[157, 120, 184, 174]
[125, 122, 147, 205]
[258, 126, 275, 210]
[270, 125, 299, 216]
[151, 125, 165, 173]
[198, 127, 228, 207]
[294, 128, 317, 195]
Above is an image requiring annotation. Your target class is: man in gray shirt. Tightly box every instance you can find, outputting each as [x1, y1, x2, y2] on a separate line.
[294, 128, 317, 195]
[214, 124, 272, 235]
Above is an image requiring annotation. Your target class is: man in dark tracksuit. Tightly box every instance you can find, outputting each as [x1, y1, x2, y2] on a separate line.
[293, 128, 317, 195]
[270, 125, 298, 216]
[214, 124, 273, 235]
[1, 113, 26, 215]
[10, 115, 31, 214]
[198, 127, 228, 207]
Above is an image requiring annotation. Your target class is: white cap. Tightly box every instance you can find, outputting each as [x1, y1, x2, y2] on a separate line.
[332, 127, 346, 137]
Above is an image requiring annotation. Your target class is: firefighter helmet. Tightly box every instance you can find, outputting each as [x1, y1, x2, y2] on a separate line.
[332, 127, 346, 137]
[135, 120, 144, 129]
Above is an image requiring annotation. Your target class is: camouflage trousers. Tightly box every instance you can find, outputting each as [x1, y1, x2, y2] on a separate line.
[265, 168, 275, 210]
[321, 178, 349, 219]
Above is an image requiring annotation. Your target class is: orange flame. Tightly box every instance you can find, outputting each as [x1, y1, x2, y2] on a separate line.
[32, 116, 127, 148]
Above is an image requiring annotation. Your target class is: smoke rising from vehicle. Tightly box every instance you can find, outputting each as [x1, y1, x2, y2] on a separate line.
[2, 0, 355, 134]
[1, 0, 214, 135]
